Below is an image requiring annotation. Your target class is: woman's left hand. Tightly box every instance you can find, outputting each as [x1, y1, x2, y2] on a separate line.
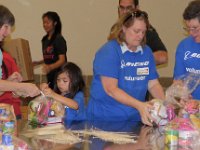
[137, 101, 153, 126]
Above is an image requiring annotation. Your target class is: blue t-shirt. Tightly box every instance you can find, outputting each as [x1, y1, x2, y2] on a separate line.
[87, 40, 158, 121]
[174, 36, 200, 100]
[64, 91, 86, 121]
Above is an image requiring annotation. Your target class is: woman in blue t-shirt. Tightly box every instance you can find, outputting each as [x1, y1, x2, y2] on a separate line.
[174, 0, 200, 100]
[87, 10, 165, 126]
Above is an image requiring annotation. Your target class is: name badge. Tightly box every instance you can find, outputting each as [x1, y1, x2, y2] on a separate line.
[137, 67, 149, 75]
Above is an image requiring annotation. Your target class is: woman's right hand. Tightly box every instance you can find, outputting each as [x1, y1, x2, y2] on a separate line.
[19, 83, 40, 97]
[137, 101, 153, 126]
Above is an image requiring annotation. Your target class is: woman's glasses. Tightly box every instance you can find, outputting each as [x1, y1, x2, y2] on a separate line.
[183, 25, 200, 33]
[124, 10, 148, 23]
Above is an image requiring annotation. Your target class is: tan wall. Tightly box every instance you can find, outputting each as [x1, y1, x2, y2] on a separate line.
[1, 0, 191, 77]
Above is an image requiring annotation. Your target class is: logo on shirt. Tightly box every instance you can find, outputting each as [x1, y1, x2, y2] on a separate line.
[184, 51, 200, 60]
[186, 67, 200, 74]
[121, 60, 149, 68]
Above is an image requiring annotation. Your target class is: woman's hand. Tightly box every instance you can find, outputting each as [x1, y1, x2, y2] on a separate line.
[137, 101, 153, 126]
[17, 83, 40, 97]
[7, 72, 23, 82]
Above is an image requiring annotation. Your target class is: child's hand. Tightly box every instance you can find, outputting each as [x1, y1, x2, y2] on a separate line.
[43, 88, 54, 98]
[40, 83, 49, 91]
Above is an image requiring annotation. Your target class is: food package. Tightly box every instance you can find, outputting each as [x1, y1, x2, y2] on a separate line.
[184, 100, 199, 114]
[28, 95, 50, 126]
[150, 99, 169, 126]
[0, 103, 16, 122]
[165, 116, 200, 148]
[0, 103, 17, 136]
[47, 100, 65, 124]
[28, 95, 65, 126]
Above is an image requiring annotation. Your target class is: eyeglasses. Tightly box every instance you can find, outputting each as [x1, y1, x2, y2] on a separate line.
[118, 5, 134, 12]
[124, 10, 148, 23]
[183, 26, 200, 33]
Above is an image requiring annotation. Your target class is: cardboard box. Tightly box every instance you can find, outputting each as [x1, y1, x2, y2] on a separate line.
[3, 38, 34, 81]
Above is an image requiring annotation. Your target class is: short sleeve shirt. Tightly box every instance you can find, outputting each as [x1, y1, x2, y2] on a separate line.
[173, 36, 200, 100]
[87, 40, 158, 121]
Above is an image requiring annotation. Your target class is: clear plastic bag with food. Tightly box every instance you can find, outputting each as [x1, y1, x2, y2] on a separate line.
[0, 103, 17, 135]
[150, 99, 169, 126]
[47, 100, 65, 124]
[165, 73, 200, 107]
[28, 95, 51, 126]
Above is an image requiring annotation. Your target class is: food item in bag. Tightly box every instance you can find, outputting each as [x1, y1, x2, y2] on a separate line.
[150, 99, 168, 126]
[28, 95, 50, 126]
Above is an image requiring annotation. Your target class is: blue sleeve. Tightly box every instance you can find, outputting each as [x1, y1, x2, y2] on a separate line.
[74, 92, 85, 112]
[94, 41, 120, 79]
[173, 42, 185, 79]
[65, 91, 85, 121]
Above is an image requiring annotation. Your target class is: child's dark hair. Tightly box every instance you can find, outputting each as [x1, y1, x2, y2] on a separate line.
[54, 62, 85, 98]
[42, 11, 62, 45]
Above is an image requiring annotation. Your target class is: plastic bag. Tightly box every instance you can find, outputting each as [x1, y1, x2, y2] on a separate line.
[165, 73, 200, 107]
[28, 94, 65, 126]
[0, 103, 17, 135]
[28, 95, 50, 126]
[47, 100, 65, 124]
[0, 103, 16, 122]
[150, 99, 169, 126]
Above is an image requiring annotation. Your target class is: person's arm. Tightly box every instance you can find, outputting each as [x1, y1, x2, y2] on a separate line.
[153, 51, 168, 65]
[32, 60, 44, 67]
[146, 26, 168, 65]
[148, 79, 165, 100]
[42, 54, 66, 74]
[0, 80, 40, 97]
[50, 92, 79, 110]
[101, 76, 153, 126]
[41, 85, 78, 110]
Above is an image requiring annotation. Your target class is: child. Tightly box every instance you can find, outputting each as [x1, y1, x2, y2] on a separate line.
[40, 62, 85, 121]
[33, 11, 67, 89]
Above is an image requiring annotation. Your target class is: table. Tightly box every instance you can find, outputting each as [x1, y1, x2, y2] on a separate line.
[19, 120, 167, 150]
